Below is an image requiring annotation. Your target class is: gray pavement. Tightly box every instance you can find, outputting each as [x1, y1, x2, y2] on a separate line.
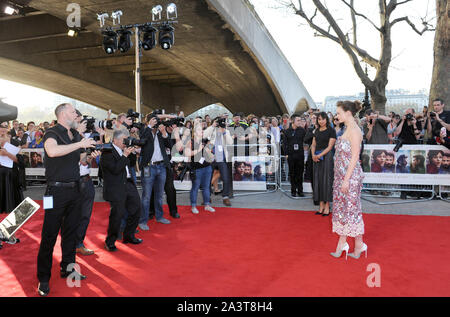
[22, 185, 450, 217]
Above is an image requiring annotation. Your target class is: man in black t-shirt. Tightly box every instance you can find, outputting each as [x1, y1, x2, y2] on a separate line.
[36, 103, 97, 297]
[427, 98, 450, 144]
[283, 114, 307, 197]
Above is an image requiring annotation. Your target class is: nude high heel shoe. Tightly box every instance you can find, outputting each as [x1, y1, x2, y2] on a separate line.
[348, 243, 368, 259]
[330, 242, 349, 260]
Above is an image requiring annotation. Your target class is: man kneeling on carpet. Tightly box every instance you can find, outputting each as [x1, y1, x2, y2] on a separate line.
[100, 129, 143, 252]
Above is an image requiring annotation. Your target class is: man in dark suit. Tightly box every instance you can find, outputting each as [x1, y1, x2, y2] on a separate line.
[101, 129, 143, 251]
[138, 113, 172, 230]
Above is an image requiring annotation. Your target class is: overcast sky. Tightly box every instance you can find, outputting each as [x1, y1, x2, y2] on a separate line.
[249, 0, 436, 102]
[0, 0, 437, 120]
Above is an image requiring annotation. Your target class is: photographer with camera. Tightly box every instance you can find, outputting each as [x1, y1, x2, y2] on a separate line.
[72, 110, 105, 256]
[138, 113, 173, 230]
[426, 98, 450, 145]
[363, 109, 391, 144]
[179, 121, 216, 214]
[101, 129, 143, 252]
[147, 119, 183, 220]
[203, 116, 234, 206]
[36, 103, 98, 296]
[394, 108, 422, 147]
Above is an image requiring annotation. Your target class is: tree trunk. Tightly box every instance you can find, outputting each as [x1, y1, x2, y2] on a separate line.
[369, 87, 387, 114]
[429, 0, 449, 110]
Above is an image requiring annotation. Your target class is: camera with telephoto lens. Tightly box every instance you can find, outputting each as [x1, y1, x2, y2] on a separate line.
[86, 143, 113, 155]
[215, 117, 227, 128]
[124, 109, 146, 130]
[123, 137, 146, 147]
[405, 113, 414, 121]
[81, 115, 114, 134]
[164, 117, 185, 128]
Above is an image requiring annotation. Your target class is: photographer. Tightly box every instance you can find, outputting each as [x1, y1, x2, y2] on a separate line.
[426, 98, 450, 145]
[104, 112, 131, 143]
[181, 121, 216, 214]
[147, 120, 181, 220]
[73, 110, 104, 256]
[363, 109, 391, 144]
[138, 113, 173, 230]
[101, 129, 143, 252]
[37, 103, 97, 297]
[394, 108, 422, 146]
[203, 116, 234, 206]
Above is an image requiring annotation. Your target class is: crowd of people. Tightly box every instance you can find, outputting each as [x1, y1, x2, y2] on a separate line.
[0, 98, 449, 296]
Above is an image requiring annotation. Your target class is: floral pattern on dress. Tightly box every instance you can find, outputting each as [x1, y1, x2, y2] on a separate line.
[332, 138, 365, 237]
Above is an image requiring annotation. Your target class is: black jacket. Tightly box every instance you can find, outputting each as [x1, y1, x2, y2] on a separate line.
[283, 126, 306, 156]
[139, 127, 172, 170]
[100, 146, 134, 202]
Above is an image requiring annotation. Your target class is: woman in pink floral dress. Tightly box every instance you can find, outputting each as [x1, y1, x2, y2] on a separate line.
[330, 101, 367, 260]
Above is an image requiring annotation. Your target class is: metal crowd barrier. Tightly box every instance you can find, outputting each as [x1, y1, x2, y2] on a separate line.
[361, 183, 436, 205]
[278, 154, 312, 200]
[438, 185, 450, 203]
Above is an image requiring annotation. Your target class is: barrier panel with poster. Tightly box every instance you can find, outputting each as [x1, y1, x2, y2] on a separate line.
[361, 144, 450, 185]
[232, 156, 275, 191]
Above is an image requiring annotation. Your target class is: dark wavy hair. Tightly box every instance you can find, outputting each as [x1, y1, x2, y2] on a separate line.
[316, 112, 330, 128]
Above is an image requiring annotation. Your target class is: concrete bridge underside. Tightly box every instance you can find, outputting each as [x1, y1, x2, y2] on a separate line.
[0, 0, 315, 116]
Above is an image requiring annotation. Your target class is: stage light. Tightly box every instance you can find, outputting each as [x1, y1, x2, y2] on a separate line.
[118, 28, 133, 53]
[97, 12, 109, 27]
[141, 25, 157, 51]
[152, 5, 162, 21]
[111, 10, 123, 25]
[166, 3, 177, 20]
[102, 30, 118, 54]
[159, 24, 174, 50]
[67, 28, 79, 37]
[4, 5, 17, 15]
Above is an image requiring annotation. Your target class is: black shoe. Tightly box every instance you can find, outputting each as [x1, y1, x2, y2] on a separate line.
[322, 213, 330, 217]
[400, 192, 407, 200]
[123, 237, 143, 245]
[105, 243, 117, 252]
[170, 212, 180, 219]
[297, 192, 305, 197]
[37, 282, 50, 296]
[60, 270, 86, 280]
[214, 191, 222, 196]
[291, 192, 297, 197]
[315, 211, 322, 215]
[149, 213, 155, 220]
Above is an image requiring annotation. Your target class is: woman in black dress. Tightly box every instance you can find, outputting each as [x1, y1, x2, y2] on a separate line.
[310, 113, 336, 216]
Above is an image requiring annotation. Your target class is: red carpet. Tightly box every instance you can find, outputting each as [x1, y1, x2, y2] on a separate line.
[1, 202, 450, 297]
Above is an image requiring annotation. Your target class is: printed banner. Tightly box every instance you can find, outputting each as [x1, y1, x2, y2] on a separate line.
[361, 144, 450, 185]
[232, 156, 268, 191]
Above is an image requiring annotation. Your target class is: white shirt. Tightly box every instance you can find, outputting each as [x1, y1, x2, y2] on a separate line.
[80, 163, 90, 177]
[150, 128, 164, 163]
[113, 143, 131, 178]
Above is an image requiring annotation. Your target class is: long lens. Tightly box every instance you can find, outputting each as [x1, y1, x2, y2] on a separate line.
[95, 120, 114, 130]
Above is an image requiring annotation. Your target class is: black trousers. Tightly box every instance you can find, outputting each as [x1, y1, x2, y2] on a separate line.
[37, 185, 81, 283]
[150, 166, 177, 217]
[288, 155, 305, 194]
[227, 162, 234, 196]
[106, 181, 141, 246]
[76, 177, 95, 248]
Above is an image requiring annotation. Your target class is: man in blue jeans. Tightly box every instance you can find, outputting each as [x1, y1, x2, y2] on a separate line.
[138, 114, 172, 230]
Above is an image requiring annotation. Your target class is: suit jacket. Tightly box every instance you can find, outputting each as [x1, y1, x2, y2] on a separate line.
[139, 127, 172, 170]
[100, 146, 134, 202]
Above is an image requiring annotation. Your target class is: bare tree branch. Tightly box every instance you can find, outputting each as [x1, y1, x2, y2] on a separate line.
[390, 16, 435, 34]
[349, 0, 357, 46]
[341, 0, 382, 32]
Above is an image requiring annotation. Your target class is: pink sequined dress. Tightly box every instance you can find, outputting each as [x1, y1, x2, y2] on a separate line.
[332, 137, 365, 237]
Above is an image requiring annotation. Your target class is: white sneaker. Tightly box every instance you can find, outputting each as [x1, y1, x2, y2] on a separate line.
[191, 207, 199, 214]
[205, 205, 216, 213]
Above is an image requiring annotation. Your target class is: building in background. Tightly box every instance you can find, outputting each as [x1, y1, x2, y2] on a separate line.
[320, 89, 429, 114]
[186, 103, 233, 120]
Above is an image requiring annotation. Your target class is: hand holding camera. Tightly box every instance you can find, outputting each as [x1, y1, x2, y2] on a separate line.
[79, 138, 97, 149]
